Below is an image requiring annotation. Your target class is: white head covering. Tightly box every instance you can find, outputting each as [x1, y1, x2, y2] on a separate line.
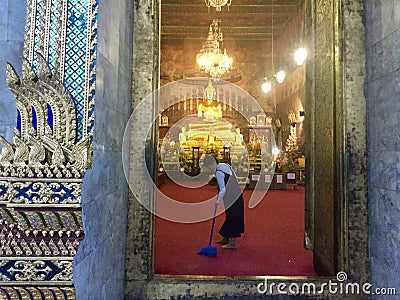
[216, 163, 232, 175]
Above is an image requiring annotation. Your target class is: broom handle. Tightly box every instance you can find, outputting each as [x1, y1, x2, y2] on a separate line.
[208, 203, 218, 246]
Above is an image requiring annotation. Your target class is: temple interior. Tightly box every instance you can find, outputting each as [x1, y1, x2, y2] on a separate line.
[158, 0, 306, 188]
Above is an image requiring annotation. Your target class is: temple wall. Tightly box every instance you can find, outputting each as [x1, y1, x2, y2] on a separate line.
[364, 0, 400, 292]
[73, 0, 133, 298]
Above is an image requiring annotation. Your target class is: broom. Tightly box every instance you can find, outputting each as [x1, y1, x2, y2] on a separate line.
[197, 202, 218, 257]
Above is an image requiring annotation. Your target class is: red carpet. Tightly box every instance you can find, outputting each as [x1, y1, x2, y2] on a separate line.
[154, 181, 316, 277]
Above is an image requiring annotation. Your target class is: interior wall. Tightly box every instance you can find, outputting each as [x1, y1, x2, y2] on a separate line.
[160, 39, 273, 112]
[364, 0, 400, 290]
[73, 0, 133, 298]
[160, 6, 307, 152]
[161, 4, 306, 114]
[275, 65, 306, 148]
[0, 0, 26, 145]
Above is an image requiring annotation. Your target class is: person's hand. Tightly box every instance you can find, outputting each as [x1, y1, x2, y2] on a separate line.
[216, 197, 222, 205]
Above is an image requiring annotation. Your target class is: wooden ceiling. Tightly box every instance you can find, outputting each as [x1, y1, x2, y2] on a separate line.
[161, 0, 304, 41]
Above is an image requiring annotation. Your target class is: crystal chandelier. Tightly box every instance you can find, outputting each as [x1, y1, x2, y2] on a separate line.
[204, 0, 232, 11]
[196, 19, 233, 78]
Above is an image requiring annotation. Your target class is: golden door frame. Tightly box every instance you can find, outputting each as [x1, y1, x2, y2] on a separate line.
[124, 0, 368, 298]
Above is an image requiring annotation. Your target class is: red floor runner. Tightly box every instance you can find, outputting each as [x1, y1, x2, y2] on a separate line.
[154, 181, 316, 277]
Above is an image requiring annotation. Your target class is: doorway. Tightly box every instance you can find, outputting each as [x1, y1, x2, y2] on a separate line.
[155, 0, 311, 277]
[124, 0, 368, 297]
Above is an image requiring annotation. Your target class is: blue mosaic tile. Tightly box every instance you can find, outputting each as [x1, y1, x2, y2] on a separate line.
[17, 110, 21, 132]
[32, 106, 37, 130]
[33, 0, 44, 73]
[47, 103, 54, 129]
[0, 184, 7, 197]
[64, 0, 89, 140]
[0, 260, 64, 282]
[48, 0, 59, 71]
[26, 0, 97, 142]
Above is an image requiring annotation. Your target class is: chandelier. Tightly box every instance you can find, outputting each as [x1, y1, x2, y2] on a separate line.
[204, 0, 231, 11]
[196, 19, 233, 78]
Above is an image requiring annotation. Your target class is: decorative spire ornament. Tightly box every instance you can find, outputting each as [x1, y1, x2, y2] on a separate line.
[204, 0, 232, 11]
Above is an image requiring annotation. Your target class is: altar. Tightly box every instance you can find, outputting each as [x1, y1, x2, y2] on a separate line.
[159, 80, 248, 177]
[158, 80, 278, 186]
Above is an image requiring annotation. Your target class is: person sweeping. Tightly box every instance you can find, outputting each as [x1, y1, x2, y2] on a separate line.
[203, 154, 244, 249]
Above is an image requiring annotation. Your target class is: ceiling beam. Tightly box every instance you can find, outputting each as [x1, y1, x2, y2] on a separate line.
[161, 0, 303, 41]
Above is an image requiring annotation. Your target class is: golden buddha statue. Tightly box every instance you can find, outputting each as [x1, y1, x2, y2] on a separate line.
[198, 79, 222, 122]
[233, 128, 244, 145]
[179, 126, 187, 145]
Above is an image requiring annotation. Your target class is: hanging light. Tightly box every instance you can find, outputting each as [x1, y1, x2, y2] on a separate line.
[204, 0, 232, 11]
[261, 3, 276, 94]
[294, 47, 308, 66]
[262, 80, 272, 93]
[276, 70, 286, 83]
[196, 19, 233, 78]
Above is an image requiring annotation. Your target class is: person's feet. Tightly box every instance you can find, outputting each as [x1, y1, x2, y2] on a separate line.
[216, 237, 229, 245]
[221, 238, 236, 249]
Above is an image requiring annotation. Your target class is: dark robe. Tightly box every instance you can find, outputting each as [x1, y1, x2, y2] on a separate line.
[217, 167, 245, 238]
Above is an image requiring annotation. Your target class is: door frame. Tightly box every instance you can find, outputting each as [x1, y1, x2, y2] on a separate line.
[124, 0, 369, 298]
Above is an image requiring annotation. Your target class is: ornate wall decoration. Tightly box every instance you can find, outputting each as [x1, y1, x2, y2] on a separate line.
[0, 0, 97, 298]
[22, 0, 98, 142]
[0, 180, 82, 206]
[0, 286, 75, 299]
[1, 259, 73, 282]
[0, 58, 85, 293]
[0, 209, 83, 238]
[0, 214, 81, 286]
